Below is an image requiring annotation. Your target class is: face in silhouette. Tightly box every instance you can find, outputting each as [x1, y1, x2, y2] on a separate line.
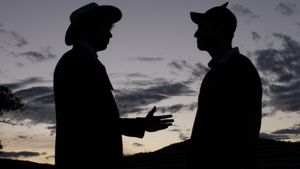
[85, 23, 113, 51]
[194, 23, 217, 51]
[194, 22, 230, 53]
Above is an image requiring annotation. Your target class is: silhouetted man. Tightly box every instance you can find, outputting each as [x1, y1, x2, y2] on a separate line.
[53, 3, 173, 169]
[186, 2, 262, 169]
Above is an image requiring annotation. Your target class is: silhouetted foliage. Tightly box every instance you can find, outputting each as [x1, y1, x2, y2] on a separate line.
[0, 85, 23, 113]
[0, 85, 24, 150]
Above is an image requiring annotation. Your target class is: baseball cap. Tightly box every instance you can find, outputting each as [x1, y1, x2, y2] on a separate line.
[190, 2, 237, 34]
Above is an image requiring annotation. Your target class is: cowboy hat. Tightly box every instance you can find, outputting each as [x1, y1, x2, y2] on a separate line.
[65, 2, 122, 45]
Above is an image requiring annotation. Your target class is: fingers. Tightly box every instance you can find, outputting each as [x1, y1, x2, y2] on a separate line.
[145, 117, 174, 132]
[146, 106, 156, 118]
[160, 119, 174, 123]
[155, 114, 173, 119]
[145, 107, 174, 132]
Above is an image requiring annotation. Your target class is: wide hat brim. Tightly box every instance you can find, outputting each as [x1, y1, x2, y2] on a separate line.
[65, 5, 122, 46]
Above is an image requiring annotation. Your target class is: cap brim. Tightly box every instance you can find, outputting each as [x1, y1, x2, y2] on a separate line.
[65, 24, 75, 46]
[190, 12, 205, 24]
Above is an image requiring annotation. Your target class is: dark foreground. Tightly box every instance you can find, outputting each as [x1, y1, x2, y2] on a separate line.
[1, 138, 300, 169]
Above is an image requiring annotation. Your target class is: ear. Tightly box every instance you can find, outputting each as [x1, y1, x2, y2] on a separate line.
[221, 2, 229, 8]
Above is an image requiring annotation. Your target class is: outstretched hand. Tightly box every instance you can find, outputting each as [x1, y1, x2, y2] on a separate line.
[144, 106, 174, 132]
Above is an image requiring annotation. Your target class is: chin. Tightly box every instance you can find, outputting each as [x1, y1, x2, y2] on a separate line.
[97, 44, 108, 51]
[197, 44, 206, 51]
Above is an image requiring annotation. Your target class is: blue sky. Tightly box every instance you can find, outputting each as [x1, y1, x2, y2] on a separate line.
[0, 0, 300, 164]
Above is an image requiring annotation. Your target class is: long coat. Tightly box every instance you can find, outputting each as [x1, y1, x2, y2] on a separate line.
[186, 53, 262, 169]
[53, 42, 145, 169]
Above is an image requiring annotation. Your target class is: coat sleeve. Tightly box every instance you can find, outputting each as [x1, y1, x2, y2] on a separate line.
[120, 118, 145, 138]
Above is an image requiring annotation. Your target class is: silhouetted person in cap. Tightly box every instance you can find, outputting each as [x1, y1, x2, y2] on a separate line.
[186, 2, 262, 169]
[53, 3, 173, 169]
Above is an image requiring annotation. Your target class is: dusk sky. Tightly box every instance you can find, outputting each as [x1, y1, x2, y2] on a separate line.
[1, 0, 300, 165]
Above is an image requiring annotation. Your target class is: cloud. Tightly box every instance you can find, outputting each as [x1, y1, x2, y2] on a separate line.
[126, 73, 148, 78]
[122, 79, 161, 88]
[45, 155, 54, 160]
[2, 86, 56, 124]
[169, 128, 190, 141]
[157, 103, 197, 114]
[169, 129, 181, 132]
[0, 22, 56, 64]
[295, 22, 300, 33]
[18, 47, 56, 63]
[5, 78, 194, 123]
[4, 77, 195, 124]
[17, 135, 28, 139]
[15, 87, 55, 123]
[131, 57, 163, 62]
[251, 31, 261, 41]
[0, 151, 40, 158]
[260, 132, 291, 141]
[33, 93, 54, 104]
[2, 79, 55, 124]
[254, 33, 300, 112]
[230, 4, 259, 22]
[47, 125, 56, 136]
[132, 143, 144, 147]
[6, 103, 55, 124]
[190, 62, 209, 80]
[168, 59, 208, 75]
[115, 80, 195, 115]
[158, 104, 185, 113]
[272, 124, 300, 135]
[262, 111, 275, 117]
[275, 2, 297, 16]
[5, 80, 195, 123]
[0, 28, 29, 48]
[179, 133, 189, 141]
[3, 76, 46, 90]
[260, 124, 300, 141]
[268, 84, 300, 112]
[168, 60, 190, 70]
[168, 59, 208, 83]
[14, 86, 53, 100]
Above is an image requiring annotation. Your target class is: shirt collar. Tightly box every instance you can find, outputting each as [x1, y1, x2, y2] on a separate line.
[75, 40, 114, 90]
[76, 40, 99, 60]
[208, 47, 239, 68]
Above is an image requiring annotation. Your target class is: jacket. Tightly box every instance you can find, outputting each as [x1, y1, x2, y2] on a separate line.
[186, 52, 262, 169]
[54, 42, 145, 169]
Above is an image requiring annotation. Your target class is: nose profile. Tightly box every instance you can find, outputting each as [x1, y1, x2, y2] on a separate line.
[194, 30, 199, 38]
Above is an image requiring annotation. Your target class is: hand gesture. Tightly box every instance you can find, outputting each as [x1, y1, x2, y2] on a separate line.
[144, 106, 174, 132]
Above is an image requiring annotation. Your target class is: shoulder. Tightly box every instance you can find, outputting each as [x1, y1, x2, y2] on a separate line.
[229, 54, 262, 83]
[227, 53, 258, 72]
[56, 45, 92, 67]
[54, 47, 84, 76]
[230, 53, 252, 65]
[55, 49, 74, 71]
